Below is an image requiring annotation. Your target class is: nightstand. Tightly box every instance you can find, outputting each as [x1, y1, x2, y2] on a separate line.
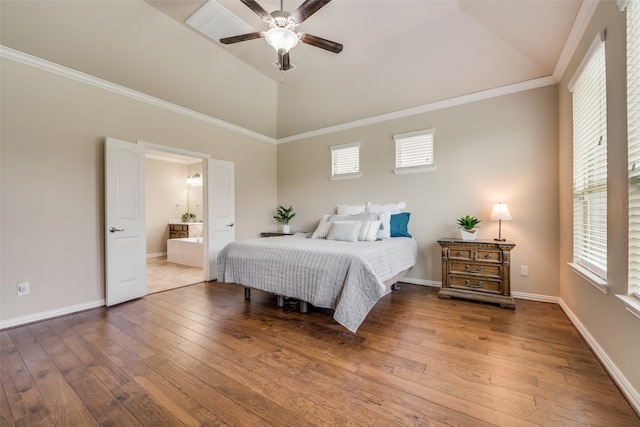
[437, 238, 516, 309]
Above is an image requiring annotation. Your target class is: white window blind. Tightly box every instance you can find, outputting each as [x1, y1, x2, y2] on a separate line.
[393, 129, 434, 171]
[330, 142, 360, 179]
[569, 33, 607, 280]
[627, 0, 640, 294]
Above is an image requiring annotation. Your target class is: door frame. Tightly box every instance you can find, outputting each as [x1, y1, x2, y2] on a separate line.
[138, 140, 213, 279]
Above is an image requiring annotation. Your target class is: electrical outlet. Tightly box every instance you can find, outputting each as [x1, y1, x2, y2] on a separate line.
[520, 266, 529, 277]
[17, 281, 29, 296]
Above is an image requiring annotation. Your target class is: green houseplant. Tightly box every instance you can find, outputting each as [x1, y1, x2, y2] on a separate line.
[182, 212, 196, 223]
[273, 205, 296, 233]
[456, 215, 480, 241]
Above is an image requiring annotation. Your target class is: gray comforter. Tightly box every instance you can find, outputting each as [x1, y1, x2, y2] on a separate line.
[217, 236, 418, 332]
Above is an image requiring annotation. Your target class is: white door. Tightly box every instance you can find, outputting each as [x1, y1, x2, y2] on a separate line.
[206, 159, 235, 280]
[105, 137, 146, 306]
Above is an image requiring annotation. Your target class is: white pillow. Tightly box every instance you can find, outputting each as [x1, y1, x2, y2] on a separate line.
[326, 221, 362, 242]
[359, 220, 381, 241]
[336, 204, 366, 215]
[311, 221, 332, 239]
[365, 202, 406, 214]
[375, 211, 392, 239]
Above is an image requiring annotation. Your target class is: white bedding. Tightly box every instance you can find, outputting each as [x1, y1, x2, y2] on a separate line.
[217, 236, 418, 332]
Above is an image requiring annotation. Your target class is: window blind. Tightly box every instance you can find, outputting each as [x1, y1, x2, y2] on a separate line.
[627, 0, 640, 292]
[570, 33, 608, 279]
[330, 142, 360, 177]
[393, 129, 434, 169]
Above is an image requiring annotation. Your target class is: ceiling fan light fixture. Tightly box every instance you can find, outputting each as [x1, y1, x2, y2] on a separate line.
[265, 27, 299, 53]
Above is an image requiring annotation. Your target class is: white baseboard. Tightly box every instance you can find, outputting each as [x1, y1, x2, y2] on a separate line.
[400, 277, 442, 287]
[147, 252, 166, 258]
[559, 298, 640, 417]
[0, 299, 105, 330]
[512, 291, 560, 303]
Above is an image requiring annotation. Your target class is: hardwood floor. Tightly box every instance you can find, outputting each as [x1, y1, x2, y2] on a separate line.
[1, 283, 639, 426]
[146, 256, 204, 294]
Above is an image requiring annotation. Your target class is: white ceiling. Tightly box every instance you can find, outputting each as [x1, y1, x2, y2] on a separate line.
[1, 0, 584, 139]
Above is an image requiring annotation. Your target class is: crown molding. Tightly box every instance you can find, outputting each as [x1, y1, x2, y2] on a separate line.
[553, 0, 600, 81]
[2, 44, 558, 147]
[0, 45, 277, 145]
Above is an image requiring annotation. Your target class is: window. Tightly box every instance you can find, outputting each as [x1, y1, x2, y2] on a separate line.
[568, 32, 608, 287]
[626, 0, 640, 297]
[330, 142, 360, 180]
[393, 129, 436, 174]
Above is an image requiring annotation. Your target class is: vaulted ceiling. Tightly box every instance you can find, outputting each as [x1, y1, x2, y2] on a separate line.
[1, 0, 584, 139]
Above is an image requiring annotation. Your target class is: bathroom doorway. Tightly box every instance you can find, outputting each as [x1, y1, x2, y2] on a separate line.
[145, 148, 205, 294]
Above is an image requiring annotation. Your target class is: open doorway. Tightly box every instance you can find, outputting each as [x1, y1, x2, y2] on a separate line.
[145, 148, 205, 294]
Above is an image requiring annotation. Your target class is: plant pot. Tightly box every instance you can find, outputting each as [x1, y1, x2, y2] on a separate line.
[282, 224, 290, 234]
[460, 229, 478, 241]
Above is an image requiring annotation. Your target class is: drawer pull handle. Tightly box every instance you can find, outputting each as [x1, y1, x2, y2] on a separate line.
[465, 280, 484, 288]
[485, 254, 492, 259]
[456, 252, 463, 256]
[465, 264, 483, 273]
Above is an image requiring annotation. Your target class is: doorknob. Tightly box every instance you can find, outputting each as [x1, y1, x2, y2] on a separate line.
[109, 227, 125, 233]
[226, 223, 234, 227]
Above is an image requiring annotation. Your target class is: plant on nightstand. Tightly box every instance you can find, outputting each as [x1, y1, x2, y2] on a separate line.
[274, 205, 296, 233]
[457, 215, 481, 241]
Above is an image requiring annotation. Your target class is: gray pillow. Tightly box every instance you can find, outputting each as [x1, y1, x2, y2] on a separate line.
[329, 213, 376, 222]
[326, 221, 363, 242]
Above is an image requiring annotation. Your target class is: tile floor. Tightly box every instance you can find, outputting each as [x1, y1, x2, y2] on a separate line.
[146, 256, 204, 294]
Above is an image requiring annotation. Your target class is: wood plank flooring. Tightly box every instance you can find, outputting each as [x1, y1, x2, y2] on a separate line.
[1, 282, 639, 426]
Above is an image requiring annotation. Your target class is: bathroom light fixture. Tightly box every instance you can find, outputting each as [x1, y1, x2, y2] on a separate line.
[490, 203, 512, 241]
[186, 173, 202, 187]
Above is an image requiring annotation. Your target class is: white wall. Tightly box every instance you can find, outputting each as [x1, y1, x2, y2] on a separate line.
[277, 85, 560, 297]
[0, 57, 277, 325]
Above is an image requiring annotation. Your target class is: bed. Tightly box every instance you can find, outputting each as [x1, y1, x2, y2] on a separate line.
[217, 235, 418, 332]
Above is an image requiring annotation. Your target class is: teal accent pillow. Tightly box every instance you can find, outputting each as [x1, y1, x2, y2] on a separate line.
[390, 212, 412, 237]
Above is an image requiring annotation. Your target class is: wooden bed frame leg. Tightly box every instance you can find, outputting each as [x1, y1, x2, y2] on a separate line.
[244, 287, 251, 299]
[299, 301, 308, 313]
[276, 295, 284, 307]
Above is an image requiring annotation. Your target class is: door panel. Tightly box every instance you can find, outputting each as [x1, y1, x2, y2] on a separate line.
[105, 137, 146, 306]
[207, 159, 235, 280]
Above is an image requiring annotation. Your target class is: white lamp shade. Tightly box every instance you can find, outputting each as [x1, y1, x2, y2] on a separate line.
[490, 203, 512, 220]
[265, 27, 299, 53]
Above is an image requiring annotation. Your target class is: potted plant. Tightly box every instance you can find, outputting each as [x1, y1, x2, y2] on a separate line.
[274, 205, 296, 233]
[457, 215, 481, 241]
[182, 212, 196, 223]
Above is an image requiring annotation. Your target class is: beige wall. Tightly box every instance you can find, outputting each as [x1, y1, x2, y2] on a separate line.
[0, 58, 277, 323]
[277, 85, 560, 296]
[558, 1, 640, 395]
[145, 159, 204, 255]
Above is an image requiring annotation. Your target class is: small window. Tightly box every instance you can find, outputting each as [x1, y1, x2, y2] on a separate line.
[393, 129, 436, 174]
[330, 142, 360, 180]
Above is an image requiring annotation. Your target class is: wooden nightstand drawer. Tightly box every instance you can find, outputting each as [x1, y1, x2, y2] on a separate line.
[450, 276, 501, 293]
[449, 248, 473, 260]
[449, 261, 501, 277]
[476, 249, 502, 263]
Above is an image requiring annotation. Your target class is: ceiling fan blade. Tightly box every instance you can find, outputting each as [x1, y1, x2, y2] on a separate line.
[220, 32, 264, 45]
[300, 33, 343, 53]
[240, 0, 271, 21]
[291, 0, 332, 24]
[278, 50, 292, 71]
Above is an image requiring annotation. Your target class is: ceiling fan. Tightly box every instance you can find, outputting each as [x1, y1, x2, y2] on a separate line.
[220, 0, 343, 71]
